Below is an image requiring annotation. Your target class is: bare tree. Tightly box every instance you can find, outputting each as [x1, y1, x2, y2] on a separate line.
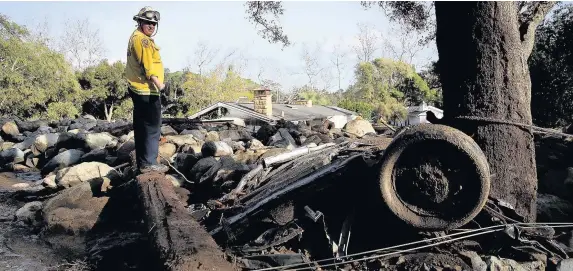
[330, 41, 348, 91]
[354, 22, 379, 63]
[300, 43, 327, 89]
[382, 24, 426, 65]
[193, 41, 220, 76]
[30, 16, 55, 49]
[58, 18, 105, 71]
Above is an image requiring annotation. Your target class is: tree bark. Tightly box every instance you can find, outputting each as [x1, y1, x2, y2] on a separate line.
[435, 2, 546, 222]
[135, 173, 234, 271]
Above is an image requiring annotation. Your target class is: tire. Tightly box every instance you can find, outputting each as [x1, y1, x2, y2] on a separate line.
[378, 124, 490, 230]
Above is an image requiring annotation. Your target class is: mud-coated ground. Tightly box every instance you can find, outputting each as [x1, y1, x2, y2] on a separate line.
[0, 172, 83, 271]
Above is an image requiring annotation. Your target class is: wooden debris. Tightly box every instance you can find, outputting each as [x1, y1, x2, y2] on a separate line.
[134, 172, 233, 271]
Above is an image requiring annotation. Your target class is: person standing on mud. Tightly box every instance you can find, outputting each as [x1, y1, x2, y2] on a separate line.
[125, 6, 168, 174]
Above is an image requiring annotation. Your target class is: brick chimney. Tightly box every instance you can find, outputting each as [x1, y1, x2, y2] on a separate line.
[253, 88, 272, 117]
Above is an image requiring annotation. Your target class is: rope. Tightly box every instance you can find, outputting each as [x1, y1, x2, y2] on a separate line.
[453, 115, 573, 138]
[254, 222, 573, 271]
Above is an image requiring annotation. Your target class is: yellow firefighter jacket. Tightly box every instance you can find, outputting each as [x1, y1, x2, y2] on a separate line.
[125, 29, 164, 95]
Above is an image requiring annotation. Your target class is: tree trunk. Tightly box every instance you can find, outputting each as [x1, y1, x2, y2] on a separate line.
[104, 102, 114, 122]
[435, 2, 537, 221]
[134, 172, 234, 270]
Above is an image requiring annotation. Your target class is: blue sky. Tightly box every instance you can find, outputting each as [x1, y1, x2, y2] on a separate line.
[0, 1, 438, 91]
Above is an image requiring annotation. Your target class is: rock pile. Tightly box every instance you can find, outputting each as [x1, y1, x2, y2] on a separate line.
[2, 115, 573, 271]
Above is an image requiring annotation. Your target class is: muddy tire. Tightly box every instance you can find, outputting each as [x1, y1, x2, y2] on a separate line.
[378, 124, 490, 230]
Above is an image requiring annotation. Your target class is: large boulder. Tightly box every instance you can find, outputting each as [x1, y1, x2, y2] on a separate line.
[54, 162, 121, 188]
[117, 140, 135, 162]
[32, 133, 61, 154]
[181, 129, 205, 141]
[15, 119, 49, 132]
[119, 131, 135, 143]
[268, 128, 297, 149]
[165, 135, 200, 147]
[201, 141, 233, 157]
[219, 130, 253, 141]
[42, 178, 110, 256]
[12, 135, 37, 151]
[557, 259, 573, 271]
[41, 149, 85, 175]
[228, 140, 246, 152]
[161, 125, 178, 136]
[54, 132, 88, 150]
[174, 153, 200, 178]
[181, 143, 203, 154]
[0, 147, 25, 165]
[83, 132, 118, 150]
[158, 143, 177, 159]
[256, 123, 278, 143]
[247, 138, 265, 150]
[1, 121, 19, 138]
[537, 193, 573, 222]
[343, 119, 375, 138]
[205, 131, 220, 142]
[0, 142, 14, 151]
[191, 156, 249, 188]
[190, 157, 220, 183]
[80, 148, 109, 163]
[15, 201, 44, 227]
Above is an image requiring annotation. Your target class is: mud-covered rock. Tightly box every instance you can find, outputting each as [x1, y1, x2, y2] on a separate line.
[15, 201, 43, 227]
[268, 128, 296, 149]
[537, 193, 573, 222]
[0, 147, 25, 165]
[219, 130, 253, 142]
[190, 157, 220, 183]
[202, 141, 233, 157]
[80, 148, 109, 163]
[181, 129, 205, 141]
[165, 135, 200, 147]
[42, 179, 109, 256]
[54, 162, 121, 188]
[41, 149, 85, 175]
[161, 125, 178, 136]
[256, 123, 277, 144]
[116, 140, 135, 162]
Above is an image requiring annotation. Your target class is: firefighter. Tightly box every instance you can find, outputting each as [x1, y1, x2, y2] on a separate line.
[125, 6, 168, 174]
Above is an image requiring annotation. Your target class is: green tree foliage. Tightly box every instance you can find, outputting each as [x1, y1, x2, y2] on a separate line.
[340, 58, 431, 122]
[419, 60, 442, 108]
[164, 68, 187, 102]
[46, 101, 79, 120]
[0, 14, 82, 120]
[295, 85, 331, 105]
[77, 60, 128, 121]
[529, 5, 573, 127]
[178, 65, 260, 115]
[113, 99, 133, 121]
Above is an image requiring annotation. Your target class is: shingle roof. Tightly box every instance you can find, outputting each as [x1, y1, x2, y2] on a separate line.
[236, 103, 357, 121]
[187, 102, 358, 122]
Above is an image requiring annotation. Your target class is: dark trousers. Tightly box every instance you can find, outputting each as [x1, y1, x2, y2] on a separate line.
[130, 91, 161, 168]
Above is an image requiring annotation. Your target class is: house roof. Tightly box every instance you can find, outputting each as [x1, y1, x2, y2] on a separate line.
[187, 102, 358, 122]
[187, 102, 275, 123]
[237, 103, 357, 121]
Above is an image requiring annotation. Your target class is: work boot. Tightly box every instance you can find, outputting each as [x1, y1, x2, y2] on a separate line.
[139, 164, 169, 174]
